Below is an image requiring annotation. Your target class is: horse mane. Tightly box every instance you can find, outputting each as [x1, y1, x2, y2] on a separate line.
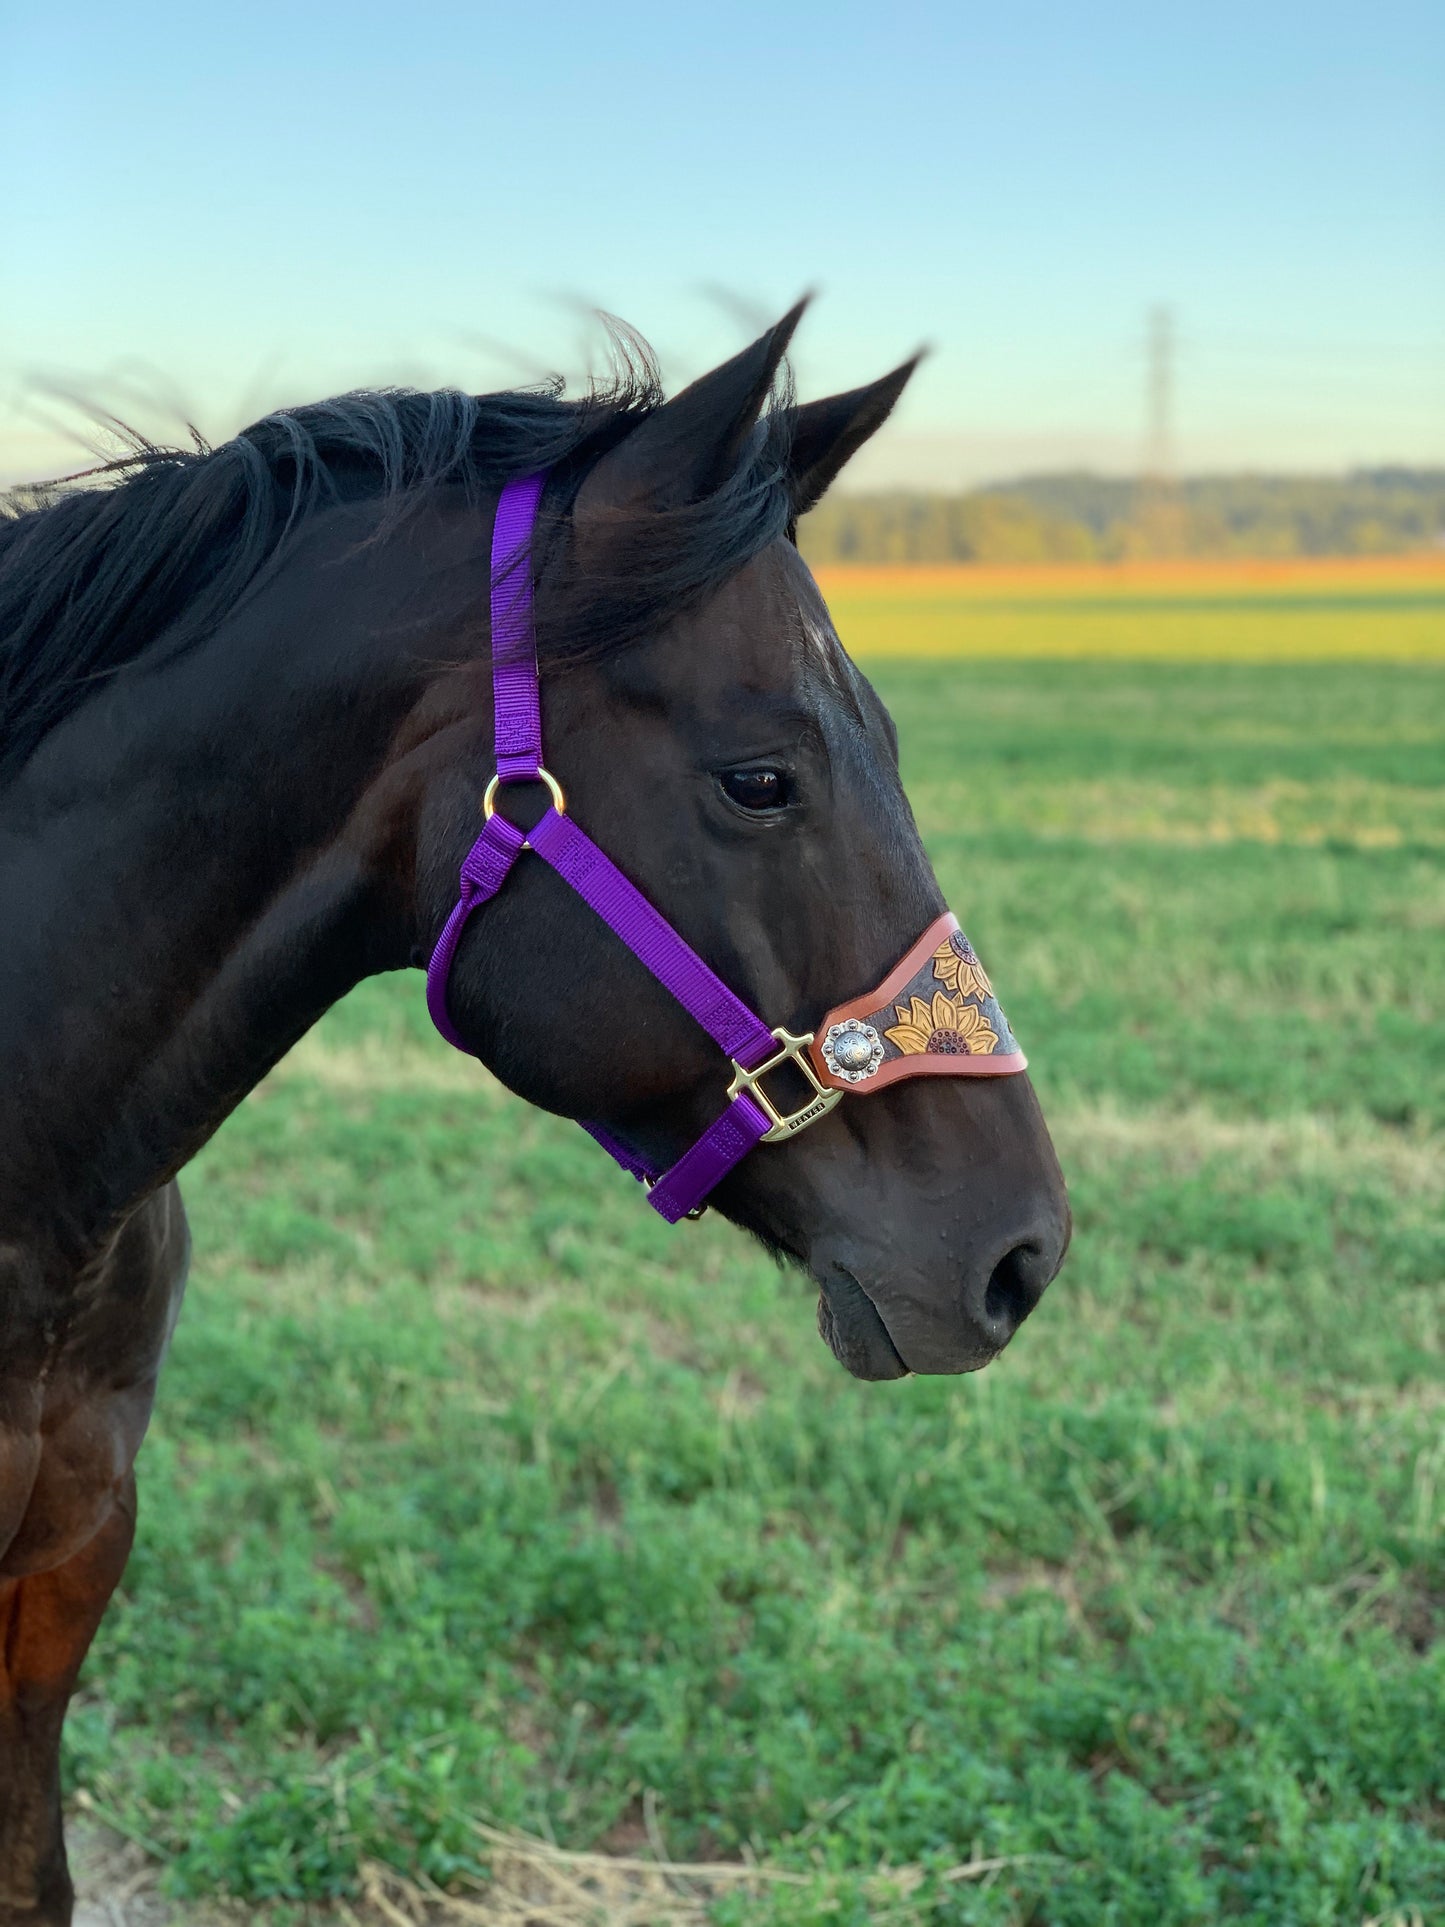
[0, 341, 794, 785]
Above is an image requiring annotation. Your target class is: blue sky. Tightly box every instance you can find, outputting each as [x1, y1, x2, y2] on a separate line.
[2, 0, 1441, 487]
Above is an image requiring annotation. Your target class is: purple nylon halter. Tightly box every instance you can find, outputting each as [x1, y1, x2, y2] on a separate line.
[426, 472, 1027, 1223]
[426, 473, 778, 1222]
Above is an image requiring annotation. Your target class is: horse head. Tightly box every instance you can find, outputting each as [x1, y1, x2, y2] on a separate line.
[424, 308, 1070, 1378]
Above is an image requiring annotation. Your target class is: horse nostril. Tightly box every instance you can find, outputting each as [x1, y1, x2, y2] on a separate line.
[983, 1241, 1049, 1336]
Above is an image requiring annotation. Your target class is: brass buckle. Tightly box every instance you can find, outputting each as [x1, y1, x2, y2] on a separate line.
[727, 1028, 842, 1144]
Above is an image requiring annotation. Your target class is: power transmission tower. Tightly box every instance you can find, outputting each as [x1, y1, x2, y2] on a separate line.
[1134, 304, 1186, 554]
[1145, 305, 1174, 483]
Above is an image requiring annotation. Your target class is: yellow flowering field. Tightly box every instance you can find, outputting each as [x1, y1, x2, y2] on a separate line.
[816, 552, 1445, 660]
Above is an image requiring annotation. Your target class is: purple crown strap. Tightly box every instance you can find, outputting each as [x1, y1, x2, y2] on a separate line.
[528, 808, 776, 1069]
[491, 472, 547, 781]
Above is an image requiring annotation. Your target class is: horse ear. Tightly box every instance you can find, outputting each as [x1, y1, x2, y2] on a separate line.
[787, 357, 922, 518]
[576, 300, 808, 518]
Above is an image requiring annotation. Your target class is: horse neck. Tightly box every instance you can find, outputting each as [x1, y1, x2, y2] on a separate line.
[0, 496, 490, 1260]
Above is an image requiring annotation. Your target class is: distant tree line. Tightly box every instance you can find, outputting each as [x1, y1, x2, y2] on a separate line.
[798, 468, 1445, 565]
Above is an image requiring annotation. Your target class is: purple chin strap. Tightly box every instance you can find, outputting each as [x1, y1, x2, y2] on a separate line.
[426, 471, 1026, 1223]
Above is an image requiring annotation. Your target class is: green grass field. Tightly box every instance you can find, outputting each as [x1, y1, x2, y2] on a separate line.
[69, 594, 1445, 1924]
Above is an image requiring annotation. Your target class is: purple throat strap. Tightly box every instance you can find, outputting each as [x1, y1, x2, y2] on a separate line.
[425, 471, 1025, 1224]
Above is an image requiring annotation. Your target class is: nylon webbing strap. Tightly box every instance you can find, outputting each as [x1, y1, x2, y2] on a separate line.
[490, 471, 546, 781]
[425, 471, 784, 1219]
[643, 1094, 772, 1223]
[425, 814, 527, 1050]
[528, 809, 776, 1069]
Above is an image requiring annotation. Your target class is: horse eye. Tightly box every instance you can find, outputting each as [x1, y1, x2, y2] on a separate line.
[720, 767, 790, 813]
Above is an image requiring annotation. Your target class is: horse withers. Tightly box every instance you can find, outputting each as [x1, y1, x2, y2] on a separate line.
[0, 304, 1068, 1922]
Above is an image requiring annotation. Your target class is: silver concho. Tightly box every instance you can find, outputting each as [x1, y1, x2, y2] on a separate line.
[821, 1018, 884, 1082]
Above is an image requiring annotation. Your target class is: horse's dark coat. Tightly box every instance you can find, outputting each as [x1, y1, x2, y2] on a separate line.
[0, 309, 1068, 1922]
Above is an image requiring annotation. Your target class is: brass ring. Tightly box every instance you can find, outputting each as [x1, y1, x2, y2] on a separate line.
[482, 765, 567, 822]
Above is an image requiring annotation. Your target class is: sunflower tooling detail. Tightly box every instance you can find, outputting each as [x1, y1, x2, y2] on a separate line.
[808, 913, 1025, 1092]
[885, 991, 1000, 1057]
[930, 929, 992, 1002]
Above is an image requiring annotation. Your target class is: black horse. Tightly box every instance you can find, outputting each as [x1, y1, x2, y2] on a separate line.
[0, 306, 1068, 1923]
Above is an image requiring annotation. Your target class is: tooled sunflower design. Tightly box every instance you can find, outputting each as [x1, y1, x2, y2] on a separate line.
[885, 991, 999, 1057]
[932, 930, 992, 1002]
